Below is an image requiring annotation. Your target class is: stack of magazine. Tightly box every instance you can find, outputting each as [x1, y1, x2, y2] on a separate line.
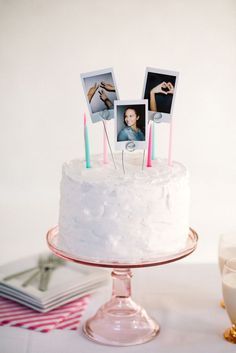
[0, 253, 108, 312]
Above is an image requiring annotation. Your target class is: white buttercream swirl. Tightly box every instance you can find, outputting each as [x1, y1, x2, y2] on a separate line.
[58, 153, 190, 261]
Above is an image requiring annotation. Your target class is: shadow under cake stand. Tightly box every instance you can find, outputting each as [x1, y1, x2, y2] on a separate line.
[47, 227, 198, 346]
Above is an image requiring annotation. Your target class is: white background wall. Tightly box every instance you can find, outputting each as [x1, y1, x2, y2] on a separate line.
[0, 0, 236, 265]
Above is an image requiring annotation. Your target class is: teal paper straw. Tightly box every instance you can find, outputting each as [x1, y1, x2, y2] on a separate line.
[84, 125, 91, 168]
[83, 113, 91, 168]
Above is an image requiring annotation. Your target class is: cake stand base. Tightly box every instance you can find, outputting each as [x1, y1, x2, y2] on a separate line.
[47, 227, 198, 346]
[83, 268, 159, 346]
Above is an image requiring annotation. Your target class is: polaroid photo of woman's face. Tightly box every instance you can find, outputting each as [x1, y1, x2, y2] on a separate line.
[142, 68, 179, 123]
[114, 100, 148, 151]
[81, 68, 119, 123]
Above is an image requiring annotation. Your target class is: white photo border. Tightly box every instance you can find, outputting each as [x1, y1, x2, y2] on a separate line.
[81, 67, 120, 123]
[142, 67, 179, 123]
[114, 99, 148, 151]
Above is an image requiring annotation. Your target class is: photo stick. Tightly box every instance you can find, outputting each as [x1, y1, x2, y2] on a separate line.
[81, 68, 119, 167]
[81, 68, 119, 123]
[114, 100, 148, 174]
[142, 67, 179, 165]
[114, 100, 148, 151]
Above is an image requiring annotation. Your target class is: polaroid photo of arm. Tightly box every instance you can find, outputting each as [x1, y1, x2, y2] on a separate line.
[81, 67, 120, 124]
[142, 67, 179, 123]
[114, 99, 148, 151]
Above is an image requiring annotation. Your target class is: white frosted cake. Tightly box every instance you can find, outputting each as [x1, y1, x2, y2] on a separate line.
[57, 153, 190, 262]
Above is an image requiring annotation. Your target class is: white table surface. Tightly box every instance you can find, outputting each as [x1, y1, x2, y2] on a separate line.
[0, 263, 233, 353]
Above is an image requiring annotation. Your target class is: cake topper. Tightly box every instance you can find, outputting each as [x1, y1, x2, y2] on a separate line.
[101, 119, 117, 169]
[114, 100, 148, 174]
[142, 67, 178, 123]
[114, 100, 148, 152]
[121, 149, 146, 175]
[81, 68, 119, 124]
[81, 68, 120, 167]
[142, 67, 179, 165]
[81, 67, 179, 170]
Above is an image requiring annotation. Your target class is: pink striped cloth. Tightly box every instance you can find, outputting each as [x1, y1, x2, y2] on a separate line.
[0, 296, 90, 332]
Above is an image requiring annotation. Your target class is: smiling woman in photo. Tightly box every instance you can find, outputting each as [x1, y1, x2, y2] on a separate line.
[117, 106, 145, 142]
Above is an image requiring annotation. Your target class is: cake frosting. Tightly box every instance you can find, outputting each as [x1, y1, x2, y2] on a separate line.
[57, 153, 190, 262]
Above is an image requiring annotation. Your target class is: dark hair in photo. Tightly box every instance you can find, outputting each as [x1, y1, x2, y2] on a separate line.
[123, 105, 145, 135]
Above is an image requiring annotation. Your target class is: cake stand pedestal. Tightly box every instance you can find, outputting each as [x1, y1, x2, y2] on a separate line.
[47, 227, 198, 346]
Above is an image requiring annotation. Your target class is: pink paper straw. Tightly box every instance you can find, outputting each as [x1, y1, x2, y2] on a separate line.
[103, 120, 108, 164]
[146, 122, 152, 167]
[168, 119, 173, 166]
[152, 122, 156, 160]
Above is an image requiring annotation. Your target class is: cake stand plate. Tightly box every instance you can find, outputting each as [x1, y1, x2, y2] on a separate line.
[47, 227, 198, 346]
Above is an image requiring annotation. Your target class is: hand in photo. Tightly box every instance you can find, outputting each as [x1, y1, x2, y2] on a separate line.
[150, 82, 174, 112]
[87, 82, 99, 103]
[100, 81, 115, 92]
[151, 82, 174, 95]
[165, 82, 174, 94]
[98, 89, 113, 109]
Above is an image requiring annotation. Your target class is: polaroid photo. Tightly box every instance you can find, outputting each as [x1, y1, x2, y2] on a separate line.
[114, 100, 148, 151]
[142, 67, 179, 123]
[81, 68, 119, 123]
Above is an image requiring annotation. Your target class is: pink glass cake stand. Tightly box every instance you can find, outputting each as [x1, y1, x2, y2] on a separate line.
[47, 226, 198, 346]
